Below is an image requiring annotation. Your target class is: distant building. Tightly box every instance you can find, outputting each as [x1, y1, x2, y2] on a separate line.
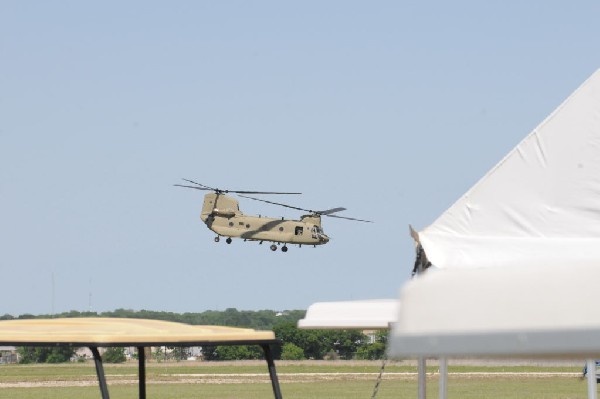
[0, 346, 17, 364]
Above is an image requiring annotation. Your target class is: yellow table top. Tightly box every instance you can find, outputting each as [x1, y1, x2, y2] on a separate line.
[0, 317, 276, 346]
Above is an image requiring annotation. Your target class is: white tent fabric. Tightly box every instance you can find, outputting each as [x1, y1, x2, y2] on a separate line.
[388, 262, 600, 358]
[419, 69, 600, 269]
[298, 299, 399, 330]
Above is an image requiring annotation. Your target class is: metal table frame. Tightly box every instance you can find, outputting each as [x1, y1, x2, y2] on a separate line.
[3, 339, 283, 399]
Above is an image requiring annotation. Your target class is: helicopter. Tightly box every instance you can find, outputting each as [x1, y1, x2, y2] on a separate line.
[175, 179, 372, 252]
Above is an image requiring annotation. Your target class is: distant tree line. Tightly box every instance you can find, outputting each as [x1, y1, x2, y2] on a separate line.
[1, 309, 387, 363]
[1, 308, 305, 330]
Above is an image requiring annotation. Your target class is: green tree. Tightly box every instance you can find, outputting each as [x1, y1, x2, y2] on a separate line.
[46, 347, 74, 363]
[355, 341, 385, 360]
[272, 322, 300, 358]
[214, 345, 263, 360]
[280, 343, 304, 360]
[201, 345, 218, 361]
[17, 347, 38, 363]
[332, 330, 366, 359]
[103, 347, 126, 363]
[355, 330, 388, 360]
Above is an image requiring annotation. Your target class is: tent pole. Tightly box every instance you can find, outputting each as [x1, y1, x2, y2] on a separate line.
[418, 357, 426, 399]
[413, 241, 429, 399]
[90, 347, 110, 399]
[438, 358, 447, 399]
[587, 359, 597, 399]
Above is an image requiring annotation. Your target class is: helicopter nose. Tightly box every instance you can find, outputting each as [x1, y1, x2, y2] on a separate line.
[320, 234, 330, 243]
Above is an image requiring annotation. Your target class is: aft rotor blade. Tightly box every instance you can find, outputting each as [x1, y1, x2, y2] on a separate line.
[230, 189, 302, 195]
[174, 184, 213, 191]
[181, 179, 214, 190]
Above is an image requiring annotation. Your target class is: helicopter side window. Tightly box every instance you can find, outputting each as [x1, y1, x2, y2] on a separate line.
[295, 226, 303, 236]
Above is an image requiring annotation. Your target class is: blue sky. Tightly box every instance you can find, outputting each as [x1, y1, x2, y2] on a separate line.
[2, 1, 600, 316]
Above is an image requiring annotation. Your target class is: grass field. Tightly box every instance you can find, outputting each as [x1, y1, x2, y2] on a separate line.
[0, 359, 594, 398]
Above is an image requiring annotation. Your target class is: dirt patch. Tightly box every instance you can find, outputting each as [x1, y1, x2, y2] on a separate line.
[0, 371, 584, 388]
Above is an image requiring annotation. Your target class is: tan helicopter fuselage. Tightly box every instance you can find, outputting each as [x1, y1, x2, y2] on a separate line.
[200, 193, 329, 245]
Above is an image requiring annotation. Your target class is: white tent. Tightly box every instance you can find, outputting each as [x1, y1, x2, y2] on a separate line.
[418, 68, 600, 270]
[389, 263, 600, 358]
[298, 299, 399, 330]
[391, 68, 600, 399]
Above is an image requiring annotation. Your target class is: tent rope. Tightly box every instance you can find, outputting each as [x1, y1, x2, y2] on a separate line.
[370, 355, 387, 399]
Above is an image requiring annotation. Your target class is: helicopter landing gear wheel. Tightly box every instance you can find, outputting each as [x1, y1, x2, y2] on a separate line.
[226, 237, 232, 244]
[270, 244, 277, 251]
[281, 245, 288, 252]
[214, 236, 220, 243]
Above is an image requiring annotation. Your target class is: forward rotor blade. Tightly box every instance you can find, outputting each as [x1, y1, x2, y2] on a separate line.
[320, 207, 347, 215]
[240, 195, 372, 222]
[326, 214, 373, 223]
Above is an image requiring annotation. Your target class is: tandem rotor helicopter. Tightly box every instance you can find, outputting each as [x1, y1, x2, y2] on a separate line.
[175, 179, 372, 252]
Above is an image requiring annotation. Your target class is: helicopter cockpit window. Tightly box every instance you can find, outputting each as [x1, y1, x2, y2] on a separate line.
[295, 226, 303, 236]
